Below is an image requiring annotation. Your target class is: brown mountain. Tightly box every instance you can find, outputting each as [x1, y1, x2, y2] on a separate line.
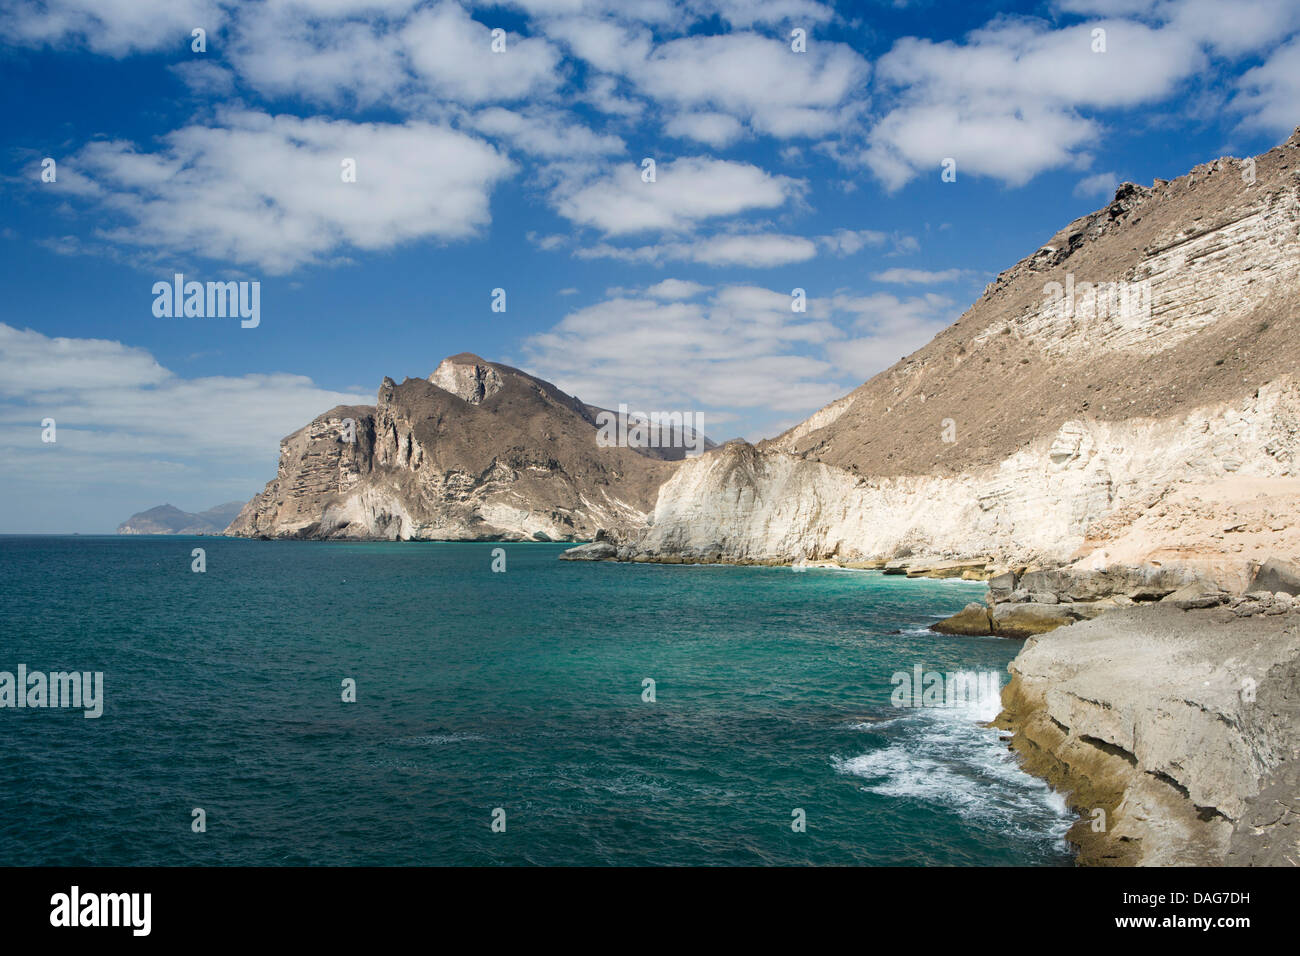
[118, 502, 246, 535]
[227, 354, 682, 541]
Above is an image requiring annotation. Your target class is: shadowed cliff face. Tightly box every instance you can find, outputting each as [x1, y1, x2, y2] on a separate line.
[227, 355, 674, 541]
[629, 127, 1300, 582]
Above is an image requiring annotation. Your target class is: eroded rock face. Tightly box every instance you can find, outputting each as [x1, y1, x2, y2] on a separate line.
[228, 355, 673, 541]
[995, 607, 1300, 866]
[625, 129, 1300, 590]
[628, 378, 1300, 586]
[430, 353, 504, 405]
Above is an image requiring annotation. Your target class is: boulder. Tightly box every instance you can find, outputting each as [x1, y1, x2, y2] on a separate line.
[991, 602, 1077, 638]
[930, 602, 994, 636]
[988, 571, 1018, 592]
[1020, 565, 1194, 603]
[906, 558, 989, 578]
[1161, 584, 1230, 610]
[559, 541, 617, 561]
[1248, 558, 1300, 597]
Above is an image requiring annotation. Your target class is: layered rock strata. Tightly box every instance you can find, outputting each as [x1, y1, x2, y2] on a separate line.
[620, 129, 1300, 590]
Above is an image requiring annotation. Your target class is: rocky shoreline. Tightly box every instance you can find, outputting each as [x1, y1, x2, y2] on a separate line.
[994, 604, 1300, 866]
[562, 540, 1300, 865]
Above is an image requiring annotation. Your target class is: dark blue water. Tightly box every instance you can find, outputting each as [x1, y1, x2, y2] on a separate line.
[0, 536, 1073, 866]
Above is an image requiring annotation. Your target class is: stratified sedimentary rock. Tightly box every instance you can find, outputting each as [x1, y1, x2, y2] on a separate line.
[624, 128, 1300, 592]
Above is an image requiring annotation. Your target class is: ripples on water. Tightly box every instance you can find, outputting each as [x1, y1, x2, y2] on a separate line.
[0, 537, 1074, 866]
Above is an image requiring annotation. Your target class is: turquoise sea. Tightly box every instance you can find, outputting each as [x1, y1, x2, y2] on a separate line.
[0, 536, 1073, 866]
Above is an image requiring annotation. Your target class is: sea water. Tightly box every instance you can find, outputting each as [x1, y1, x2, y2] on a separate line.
[0, 537, 1073, 866]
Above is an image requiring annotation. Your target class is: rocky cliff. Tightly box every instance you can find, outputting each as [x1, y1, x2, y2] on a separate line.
[622, 128, 1300, 591]
[603, 130, 1300, 866]
[996, 604, 1300, 865]
[227, 354, 675, 541]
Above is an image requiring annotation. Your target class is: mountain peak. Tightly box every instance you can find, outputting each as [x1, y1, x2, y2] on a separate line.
[430, 353, 503, 405]
[440, 351, 490, 366]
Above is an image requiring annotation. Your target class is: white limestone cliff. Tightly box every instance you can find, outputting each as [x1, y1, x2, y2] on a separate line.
[625, 129, 1300, 592]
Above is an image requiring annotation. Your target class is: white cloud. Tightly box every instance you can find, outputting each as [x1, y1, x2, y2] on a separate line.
[871, 267, 964, 284]
[579, 75, 646, 116]
[1233, 36, 1300, 136]
[878, 21, 1202, 110]
[571, 227, 920, 268]
[541, 20, 868, 140]
[227, 7, 408, 107]
[867, 101, 1102, 191]
[402, 3, 563, 103]
[688, 233, 818, 266]
[555, 156, 803, 236]
[817, 228, 888, 255]
[496, 0, 682, 24]
[860, 3, 1300, 190]
[575, 232, 818, 267]
[0, 0, 225, 55]
[542, 16, 654, 73]
[58, 110, 514, 274]
[227, 0, 561, 108]
[518, 287, 846, 417]
[0, 323, 371, 528]
[631, 32, 870, 139]
[825, 292, 958, 378]
[516, 281, 964, 439]
[169, 61, 236, 96]
[1058, 0, 1300, 56]
[665, 112, 747, 147]
[864, 19, 1206, 188]
[468, 107, 625, 157]
[700, 0, 835, 28]
[528, 232, 569, 251]
[0, 324, 170, 395]
[1073, 170, 1120, 198]
[646, 278, 709, 299]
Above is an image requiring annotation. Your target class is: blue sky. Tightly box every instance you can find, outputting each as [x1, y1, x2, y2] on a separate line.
[1, 0, 1297, 532]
